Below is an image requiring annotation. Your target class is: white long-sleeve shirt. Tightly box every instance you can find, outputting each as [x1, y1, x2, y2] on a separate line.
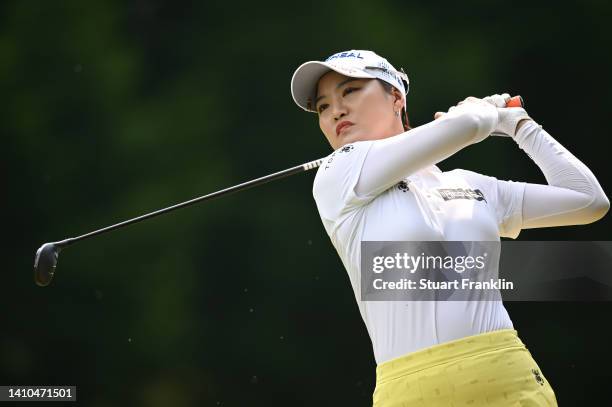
[312, 110, 609, 364]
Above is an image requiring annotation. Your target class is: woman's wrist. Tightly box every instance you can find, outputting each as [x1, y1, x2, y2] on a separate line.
[515, 118, 532, 133]
[513, 118, 542, 150]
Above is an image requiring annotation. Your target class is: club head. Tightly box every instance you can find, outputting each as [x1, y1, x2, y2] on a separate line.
[34, 243, 60, 287]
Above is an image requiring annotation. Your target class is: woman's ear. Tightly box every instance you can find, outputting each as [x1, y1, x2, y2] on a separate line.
[392, 87, 404, 111]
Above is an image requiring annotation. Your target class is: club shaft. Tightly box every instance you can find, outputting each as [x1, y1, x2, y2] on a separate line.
[52, 96, 525, 249]
[57, 158, 325, 248]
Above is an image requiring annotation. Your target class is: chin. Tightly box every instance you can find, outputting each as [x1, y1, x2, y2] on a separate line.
[336, 138, 354, 149]
[339, 132, 365, 146]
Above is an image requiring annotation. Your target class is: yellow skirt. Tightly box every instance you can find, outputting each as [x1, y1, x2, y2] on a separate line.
[373, 329, 558, 406]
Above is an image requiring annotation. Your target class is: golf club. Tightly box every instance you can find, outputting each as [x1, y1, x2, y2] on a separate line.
[33, 158, 324, 287]
[34, 95, 524, 287]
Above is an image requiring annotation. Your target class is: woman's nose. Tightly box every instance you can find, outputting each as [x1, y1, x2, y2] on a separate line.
[332, 104, 348, 121]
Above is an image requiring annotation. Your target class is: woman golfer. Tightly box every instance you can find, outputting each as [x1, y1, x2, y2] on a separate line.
[290, 50, 609, 406]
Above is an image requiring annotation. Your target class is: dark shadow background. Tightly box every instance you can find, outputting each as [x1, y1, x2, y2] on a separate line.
[3, 0, 611, 405]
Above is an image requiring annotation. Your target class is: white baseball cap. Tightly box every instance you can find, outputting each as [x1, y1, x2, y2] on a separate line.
[291, 50, 409, 113]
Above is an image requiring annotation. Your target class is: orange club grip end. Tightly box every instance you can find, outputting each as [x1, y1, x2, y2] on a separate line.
[506, 95, 524, 108]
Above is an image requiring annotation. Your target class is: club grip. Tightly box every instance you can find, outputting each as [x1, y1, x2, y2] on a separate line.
[506, 95, 524, 108]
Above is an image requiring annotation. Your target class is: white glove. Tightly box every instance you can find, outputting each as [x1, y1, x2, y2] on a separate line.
[483, 93, 531, 138]
[435, 96, 499, 144]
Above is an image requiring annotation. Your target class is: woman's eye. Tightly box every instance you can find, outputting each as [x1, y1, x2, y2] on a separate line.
[317, 104, 328, 114]
[343, 87, 359, 96]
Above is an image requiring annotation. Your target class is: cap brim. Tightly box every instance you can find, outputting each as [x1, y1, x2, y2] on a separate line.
[291, 61, 376, 113]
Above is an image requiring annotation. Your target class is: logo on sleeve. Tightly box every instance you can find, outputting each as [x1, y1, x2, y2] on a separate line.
[397, 181, 410, 192]
[324, 144, 355, 170]
[437, 188, 487, 203]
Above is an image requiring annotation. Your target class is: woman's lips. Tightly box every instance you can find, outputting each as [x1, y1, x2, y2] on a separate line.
[336, 121, 354, 136]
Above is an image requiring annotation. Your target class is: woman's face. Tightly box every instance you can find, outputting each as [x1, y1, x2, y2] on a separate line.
[315, 70, 404, 150]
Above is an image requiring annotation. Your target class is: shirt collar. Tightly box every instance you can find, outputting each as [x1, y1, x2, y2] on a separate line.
[428, 164, 442, 173]
[407, 164, 442, 183]
[413, 164, 442, 176]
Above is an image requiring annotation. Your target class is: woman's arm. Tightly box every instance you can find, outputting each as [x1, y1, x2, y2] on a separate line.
[354, 98, 498, 197]
[514, 120, 609, 228]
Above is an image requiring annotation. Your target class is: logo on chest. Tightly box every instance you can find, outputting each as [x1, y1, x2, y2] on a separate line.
[436, 188, 487, 203]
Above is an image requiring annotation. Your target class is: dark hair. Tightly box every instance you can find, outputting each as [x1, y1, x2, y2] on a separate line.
[377, 79, 411, 131]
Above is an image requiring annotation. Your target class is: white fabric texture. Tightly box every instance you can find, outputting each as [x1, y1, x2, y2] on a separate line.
[312, 108, 609, 364]
[514, 120, 609, 227]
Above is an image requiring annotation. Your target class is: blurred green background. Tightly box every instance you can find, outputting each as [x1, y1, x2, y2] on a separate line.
[3, 0, 611, 405]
